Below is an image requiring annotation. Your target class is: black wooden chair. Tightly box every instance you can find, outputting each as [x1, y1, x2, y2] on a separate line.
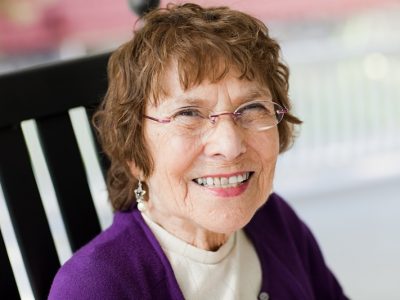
[0, 53, 112, 299]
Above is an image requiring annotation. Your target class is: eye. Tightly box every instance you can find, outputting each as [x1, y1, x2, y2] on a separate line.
[173, 107, 204, 118]
[237, 102, 271, 114]
[170, 107, 207, 129]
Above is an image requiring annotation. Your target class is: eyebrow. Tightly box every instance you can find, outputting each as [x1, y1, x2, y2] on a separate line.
[178, 89, 271, 104]
[174, 96, 207, 106]
[242, 89, 271, 102]
[157, 87, 272, 111]
[233, 89, 273, 106]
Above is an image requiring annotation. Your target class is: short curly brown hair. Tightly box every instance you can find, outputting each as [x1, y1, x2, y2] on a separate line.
[93, 3, 302, 211]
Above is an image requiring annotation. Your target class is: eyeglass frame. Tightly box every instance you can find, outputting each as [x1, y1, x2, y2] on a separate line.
[143, 99, 288, 131]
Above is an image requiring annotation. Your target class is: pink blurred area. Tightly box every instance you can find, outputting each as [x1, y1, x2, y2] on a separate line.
[0, 0, 398, 54]
[199, 0, 399, 20]
[0, 0, 136, 54]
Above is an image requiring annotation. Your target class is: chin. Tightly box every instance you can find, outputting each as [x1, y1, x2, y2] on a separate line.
[203, 210, 256, 235]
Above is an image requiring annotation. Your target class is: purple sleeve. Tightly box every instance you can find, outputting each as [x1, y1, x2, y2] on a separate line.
[301, 221, 349, 299]
[276, 196, 350, 299]
[48, 258, 122, 299]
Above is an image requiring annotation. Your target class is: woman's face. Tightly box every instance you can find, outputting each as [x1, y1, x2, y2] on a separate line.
[141, 66, 279, 235]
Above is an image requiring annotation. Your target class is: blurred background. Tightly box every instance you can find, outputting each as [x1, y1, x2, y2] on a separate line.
[1, 0, 400, 299]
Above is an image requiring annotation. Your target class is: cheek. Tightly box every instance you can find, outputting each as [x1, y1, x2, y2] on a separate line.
[148, 129, 182, 164]
[146, 132, 206, 216]
[251, 131, 279, 187]
[146, 128, 202, 194]
[252, 129, 279, 162]
[155, 133, 201, 173]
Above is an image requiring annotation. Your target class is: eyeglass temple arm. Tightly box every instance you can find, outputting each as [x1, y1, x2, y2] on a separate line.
[144, 115, 171, 123]
[278, 108, 288, 114]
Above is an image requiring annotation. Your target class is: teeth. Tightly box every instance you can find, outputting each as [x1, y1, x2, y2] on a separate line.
[194, 172, 251, 187]
[228, 176, 237, 184]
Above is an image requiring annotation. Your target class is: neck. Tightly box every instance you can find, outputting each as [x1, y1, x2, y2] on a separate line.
[143, 211, 230, 251]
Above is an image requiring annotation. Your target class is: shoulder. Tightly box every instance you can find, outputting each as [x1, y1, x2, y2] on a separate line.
[248, 192, 321, 261]
[48, 210, 165, 299]
[247, 193, 348, 299]
[248, 193, 306, 236]
[48, 248, 120, 299]
[251, 193, 328, 258]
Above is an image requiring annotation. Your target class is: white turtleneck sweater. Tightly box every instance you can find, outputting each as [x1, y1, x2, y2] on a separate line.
[142, 213, 262, 300]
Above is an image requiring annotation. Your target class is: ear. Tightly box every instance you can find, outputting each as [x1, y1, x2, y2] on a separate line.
[127, 161, 142, 179]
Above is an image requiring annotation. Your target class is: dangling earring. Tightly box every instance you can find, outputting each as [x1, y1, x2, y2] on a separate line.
[134, 180, 146, 212]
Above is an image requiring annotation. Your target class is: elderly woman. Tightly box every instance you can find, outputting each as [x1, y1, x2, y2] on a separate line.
[49, 3, 348, 300]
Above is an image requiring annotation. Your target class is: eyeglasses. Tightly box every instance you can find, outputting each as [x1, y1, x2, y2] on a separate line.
[144, 100, 287, 136]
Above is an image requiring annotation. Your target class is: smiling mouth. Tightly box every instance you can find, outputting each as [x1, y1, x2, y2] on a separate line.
[193, 172, 254, 188]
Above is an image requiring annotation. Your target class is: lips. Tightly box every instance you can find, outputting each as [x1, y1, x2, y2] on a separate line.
[193, 172, 253, 188]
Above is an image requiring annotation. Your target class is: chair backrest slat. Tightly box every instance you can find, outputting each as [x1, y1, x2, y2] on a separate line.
[36, 113, 101, 251]
[85, 107, 111, 181]
[0, 126, 60, 299]
[0, 52, 112, 299]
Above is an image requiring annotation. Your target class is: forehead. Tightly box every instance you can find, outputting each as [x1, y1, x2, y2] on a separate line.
[150, 61, 271, 109]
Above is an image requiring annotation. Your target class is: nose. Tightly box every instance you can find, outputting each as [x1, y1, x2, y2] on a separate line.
[202, 116, 247, 161]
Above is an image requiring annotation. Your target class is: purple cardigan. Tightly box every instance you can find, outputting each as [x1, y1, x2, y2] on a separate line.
[49, 193, 349, 299]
